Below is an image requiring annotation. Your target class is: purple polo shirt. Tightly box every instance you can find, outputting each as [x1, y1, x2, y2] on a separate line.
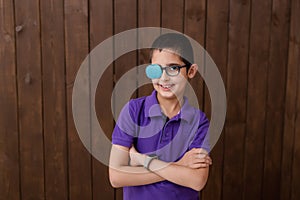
[112, 90, 209, 200]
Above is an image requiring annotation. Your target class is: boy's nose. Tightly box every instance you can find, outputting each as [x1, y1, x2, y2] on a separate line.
[160, 70, 170, 81]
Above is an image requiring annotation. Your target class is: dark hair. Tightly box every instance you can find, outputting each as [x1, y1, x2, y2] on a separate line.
[149, 33, 194, 71]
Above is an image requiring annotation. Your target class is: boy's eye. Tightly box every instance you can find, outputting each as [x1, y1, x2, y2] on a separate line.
[169, 66, 179, 71]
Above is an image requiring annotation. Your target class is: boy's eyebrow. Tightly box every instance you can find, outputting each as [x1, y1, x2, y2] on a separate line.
[165, 63, 184, 66]
[151, 62, 185, 66]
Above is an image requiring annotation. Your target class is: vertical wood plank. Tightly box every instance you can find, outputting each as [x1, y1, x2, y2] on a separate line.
[223, 0, 250, 199]
[184, 0, 206, 111]
[138, 0, 161, 29]
[138, 0, 161, 97]
[243, 0, 272, 199]
[202, 0, 229, 199]
[114, 0, 138, 199]
[114, 0, 138, 113]
[40, 0, 68, 199]
[64, 0, 92, 199]
[184, 0, 206, 46]
[0, 0, 20, 199]
[263, 0, 291, 198]
[162, 0, 184, 32]
[283, 0, 300, 199]
[14, 0, 44, 199]
[291, 64, 300, 200]
[89, 0, 115, 199]
[183, 2, 207, 198]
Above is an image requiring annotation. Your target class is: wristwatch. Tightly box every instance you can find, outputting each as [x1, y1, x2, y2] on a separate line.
[144, 154, 158, 170]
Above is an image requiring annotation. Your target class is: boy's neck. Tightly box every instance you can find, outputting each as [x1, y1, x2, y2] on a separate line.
[157, 95, 184, 119]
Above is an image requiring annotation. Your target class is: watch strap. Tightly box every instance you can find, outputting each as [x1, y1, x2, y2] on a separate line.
[144, 155, 158, 170]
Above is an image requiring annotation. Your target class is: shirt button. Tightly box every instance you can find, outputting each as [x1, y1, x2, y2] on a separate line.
[165, 132, 169, 137]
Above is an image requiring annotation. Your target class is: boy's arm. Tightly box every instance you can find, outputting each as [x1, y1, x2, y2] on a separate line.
[147, 157, 209, 191]
[130, 146, 210, 191]
[109, 144, 211, 190]
[109, 144, 164, 188]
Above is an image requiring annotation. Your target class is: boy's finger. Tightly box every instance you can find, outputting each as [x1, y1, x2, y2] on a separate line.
[193, 148, 209, 155]
[197, 152, 209, 159]
[194, 163, 210, 168]
[199, 148, 208, 154]
[193, 158, 212, 165]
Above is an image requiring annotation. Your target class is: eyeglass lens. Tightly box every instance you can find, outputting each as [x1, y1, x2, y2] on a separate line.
[146, 64, 185, 79]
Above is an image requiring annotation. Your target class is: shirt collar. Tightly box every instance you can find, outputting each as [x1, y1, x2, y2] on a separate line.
[144, 90, 197, 122]
[144, 90, 161, 118]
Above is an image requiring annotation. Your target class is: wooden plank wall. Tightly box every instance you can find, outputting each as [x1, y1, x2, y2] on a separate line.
[0, 0, 299, 199]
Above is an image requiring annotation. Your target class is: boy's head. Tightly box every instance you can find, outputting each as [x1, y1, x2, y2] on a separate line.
[149, 33, 194, 72]
[147, 33, 198, 101]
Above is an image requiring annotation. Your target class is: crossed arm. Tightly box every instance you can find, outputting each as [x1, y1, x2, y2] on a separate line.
[109, 144, 212, 191]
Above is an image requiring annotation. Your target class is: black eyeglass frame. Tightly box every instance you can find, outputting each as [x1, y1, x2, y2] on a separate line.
[154, 64, 189, 77]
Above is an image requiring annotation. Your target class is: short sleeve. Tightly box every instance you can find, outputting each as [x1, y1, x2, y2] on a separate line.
[188, 111, 210, 152]
[111, 101, 136, 148]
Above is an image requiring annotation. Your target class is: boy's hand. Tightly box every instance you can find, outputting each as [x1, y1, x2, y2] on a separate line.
[176, 148, 212, 169]
[129, 146, 146, 167]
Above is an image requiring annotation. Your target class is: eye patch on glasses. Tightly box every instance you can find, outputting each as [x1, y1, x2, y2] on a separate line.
[145, 64, 188, 79]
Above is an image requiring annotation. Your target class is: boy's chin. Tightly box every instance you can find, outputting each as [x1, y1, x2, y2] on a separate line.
[156, 89, 181, 100]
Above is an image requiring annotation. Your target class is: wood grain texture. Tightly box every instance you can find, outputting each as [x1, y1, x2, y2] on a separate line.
[64, 0, 92, 199]
[223, 0, 251, 199]
[243, 0, 272, 199]
[183, 2, 206, 198]
[184, 0, 206, 111]
[202, 0, 229, 199]
[138, 0, 161, 97]
[162, 0, 184, 32]
[0, 0, 20, 199]
[283, 0, 300, 199]
[14, 0, 44, 199]
[89, 0, 115, 199]
[114, 0, 138, 199]
[40, 0, 68, 199]
[291, 60, 300, 200]
[263, 0, 291, 198]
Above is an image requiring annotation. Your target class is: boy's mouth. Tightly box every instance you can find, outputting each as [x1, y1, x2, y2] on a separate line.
[157, 83, 174, 91]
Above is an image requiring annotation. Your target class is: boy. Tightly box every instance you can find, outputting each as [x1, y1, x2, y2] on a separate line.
[109, 33, 212, 200]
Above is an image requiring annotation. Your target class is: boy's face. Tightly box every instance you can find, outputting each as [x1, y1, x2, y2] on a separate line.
[151, 49, 197, 101]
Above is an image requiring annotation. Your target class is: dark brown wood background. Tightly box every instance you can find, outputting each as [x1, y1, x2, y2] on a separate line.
[1, 0, 299, 199]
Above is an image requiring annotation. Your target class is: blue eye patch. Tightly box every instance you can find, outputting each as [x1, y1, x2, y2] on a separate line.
[145, 64, 163, 79]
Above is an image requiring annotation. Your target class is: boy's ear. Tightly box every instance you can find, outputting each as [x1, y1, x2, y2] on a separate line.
[187, 64, 198, 79]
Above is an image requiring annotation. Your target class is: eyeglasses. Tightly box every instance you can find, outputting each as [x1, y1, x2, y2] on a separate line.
[145, 64, 188, 79]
